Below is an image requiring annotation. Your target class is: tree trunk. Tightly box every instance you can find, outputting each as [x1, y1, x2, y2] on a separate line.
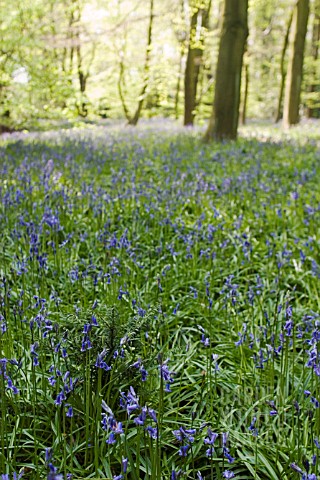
[283, 0, 309, 128]
[127, 0, 154, 126]
[118, 49, 132, 123]
[240, 59, 249, 125]
[306, 3, 320, 118]
[275, 11, 293, 122]
[76, 44, 89, 117]
[204, 0, 248, 141]
[184, 0, 212, 126]
[175, 48, 185, 119]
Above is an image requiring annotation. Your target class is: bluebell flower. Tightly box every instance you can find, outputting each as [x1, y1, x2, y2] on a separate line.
[294, 400, 300, 413]
[134, 407, 147, 426]
[95, 350, 111, 371]
[190, 286, 198, 298]
[81, 336, 92, 352]
[201, 334, 210, 347]
[178, 445, 189, 456]
[204, 427, 218, 457]
[140, 366, 148, 381]
[131, 358, 142, 368]
[0, 358, 7, 375]
[122, 457, 128, 473]
[222, 433, 234, 463]
[223, 471, 235, 479]
[30, 342, 39, 365]
[268, 401, 278, 416]
[1, 475, 24, 480]
[120, 335, 128, 346]
[172, 427, 196, 444]
[0, 318, 6, 334]
[223, 450, 235, 464]
[235, 324, 247, 347]
[290, 463, 303, 474]
[107, 432, 116, 444]
[92, 300, 98, 310]
[248, 416, 258, 436]
[204, 428, 218, 448]
[6, 377, 19, 394]
[171, 471, 183, 480]
[146, 425, 157, 439]
[47, 474, 63, 480]
[284, 317, 294, 337]
[45, 448, 52, 463]
[148, 408, 157, 423]
[66, 406, 73, 417]
[158, 358, 175, 386]
[120, 387, 140, 415]
[54, 391, 65, 406]
[173, 303, 180, 315]
[211, 353, 219, 371]
[46, 459, 63, 480]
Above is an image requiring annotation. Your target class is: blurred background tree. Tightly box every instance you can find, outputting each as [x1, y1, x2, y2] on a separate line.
[0, 0, 319, 133]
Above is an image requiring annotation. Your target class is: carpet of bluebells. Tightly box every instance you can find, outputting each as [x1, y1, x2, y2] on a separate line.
[1, 123, 320, 480]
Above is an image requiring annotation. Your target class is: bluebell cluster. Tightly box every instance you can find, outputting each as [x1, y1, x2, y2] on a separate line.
[1, 125, 320, 478]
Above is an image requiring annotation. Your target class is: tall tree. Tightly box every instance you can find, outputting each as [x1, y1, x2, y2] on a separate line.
[204, 0, 248, 141]
[240, 44, 249, 125]
[173, 0, 189, 120]
[118, 0, 155, 126]
[275, 10, 293, 122]
[184, 0, 212, 126]
[306, 0, 320, 118]
[283, 0, 309, 127]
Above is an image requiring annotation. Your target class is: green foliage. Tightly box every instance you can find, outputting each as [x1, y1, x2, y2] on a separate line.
[0, 0, 318, 127]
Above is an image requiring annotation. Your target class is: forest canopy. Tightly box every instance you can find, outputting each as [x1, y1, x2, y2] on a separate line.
[0, 0, 319, 134]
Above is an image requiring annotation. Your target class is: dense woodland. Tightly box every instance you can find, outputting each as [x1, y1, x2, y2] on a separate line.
[0, 0, 319, 138]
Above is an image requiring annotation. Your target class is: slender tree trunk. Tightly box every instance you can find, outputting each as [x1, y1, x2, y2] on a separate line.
[127, 0, 154, 126]
[283, 0, 309, 128]
[118, 46, 132, 123]
[175, 48, 185, 119]
[184, 8, 200, 126]
[240, 59, 249, 125]
[307, 3, 320, 118]
[184, 0, 212, 126]
[66, 0, 95, 117]
[174, 0, 188, 119]
[275, 11, 293, 122]
[76, 44, 89, 117]
[204, 0, 248, 141]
